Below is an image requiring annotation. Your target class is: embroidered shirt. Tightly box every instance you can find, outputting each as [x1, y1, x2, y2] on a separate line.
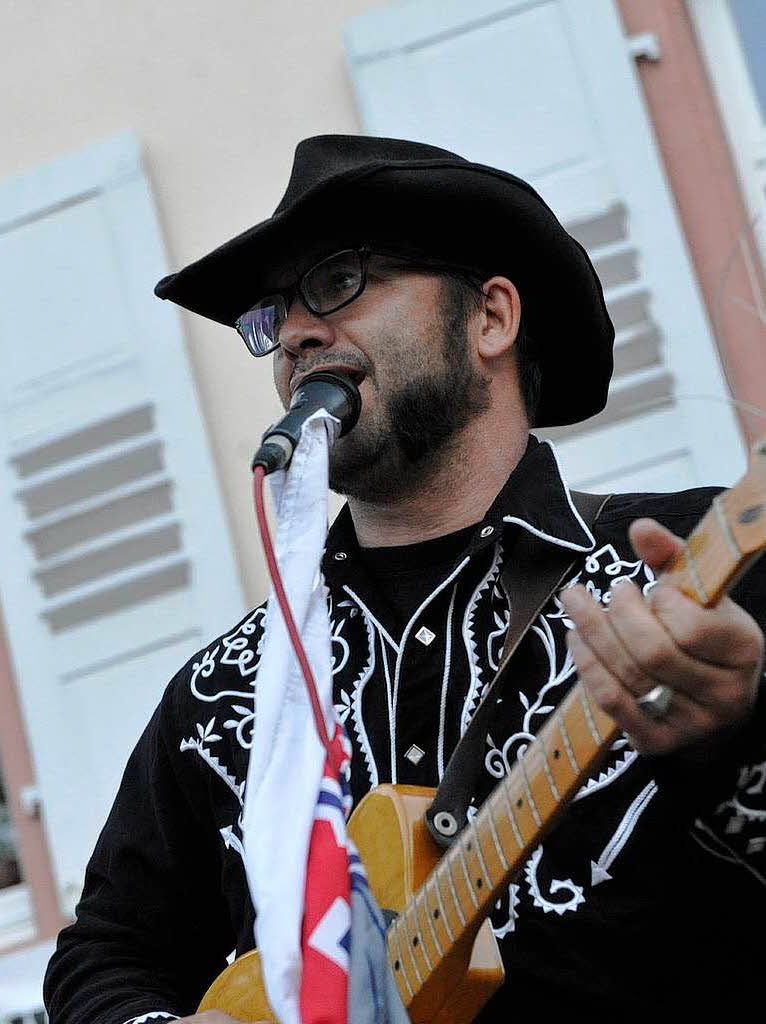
[44, 436, 766, 1022]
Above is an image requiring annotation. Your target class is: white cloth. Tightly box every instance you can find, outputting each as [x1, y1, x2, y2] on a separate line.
[242, 410, 340, 1024]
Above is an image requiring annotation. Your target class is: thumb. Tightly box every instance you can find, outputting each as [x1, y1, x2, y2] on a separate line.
[627, 517, 685, 574]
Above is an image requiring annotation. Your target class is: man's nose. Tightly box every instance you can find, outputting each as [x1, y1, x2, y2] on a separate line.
[278, 300, 335, 357]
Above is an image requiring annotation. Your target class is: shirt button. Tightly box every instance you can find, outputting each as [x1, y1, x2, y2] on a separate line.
[333, 551, 347, 561]
[415, 626, 436, 646]
[480, 525, 494, 538]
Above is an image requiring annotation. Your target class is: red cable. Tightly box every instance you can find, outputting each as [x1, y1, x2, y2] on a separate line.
[253, 465, 340, 772]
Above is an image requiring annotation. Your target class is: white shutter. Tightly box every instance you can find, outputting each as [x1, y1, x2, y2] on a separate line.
[0, 135, 244, 910]
[345, 0, 746, 491]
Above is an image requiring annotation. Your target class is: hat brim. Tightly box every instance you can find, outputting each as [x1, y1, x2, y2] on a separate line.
[155, 161, 613, 427]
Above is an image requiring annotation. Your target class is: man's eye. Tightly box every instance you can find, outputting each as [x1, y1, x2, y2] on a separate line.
[321, 271, 360, 299]
[329, 272, 356, 289]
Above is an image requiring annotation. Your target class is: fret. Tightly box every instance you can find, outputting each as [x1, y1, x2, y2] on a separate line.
[555, 706, 579, 773]
[430, 875, 455, 943]
[400, 912, 424, 986]
[518, 753, 543, 828]
[485, 801, 510, 871]
[456, 843, 480, 909]
[499, 777, 525, 848]
[535, 736, 561, 802]
[682, 539, 710, 604]
[561, 693, 602, 767]
[443, 854, 468, 927]
[407, 900, 433, 973]
[468, 816, 493, 890]
[714, 493, 741, 561]
[578, 684, 603, 746]
[541, 718, 578, 796]
[420, 884, 444, 958]
[389, 925, 414, 999]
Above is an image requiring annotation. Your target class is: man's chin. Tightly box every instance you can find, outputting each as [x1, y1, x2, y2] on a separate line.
[329, 439, 402, 503]
[329, 441, 442, 504]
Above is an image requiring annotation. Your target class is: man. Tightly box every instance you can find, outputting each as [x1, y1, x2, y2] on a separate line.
[45, 135, 766, 1022]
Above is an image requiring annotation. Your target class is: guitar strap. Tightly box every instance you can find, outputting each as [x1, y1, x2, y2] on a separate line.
[425, 490, 612, 848]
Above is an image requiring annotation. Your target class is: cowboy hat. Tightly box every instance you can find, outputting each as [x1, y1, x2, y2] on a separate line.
[155, 134, 614, 427]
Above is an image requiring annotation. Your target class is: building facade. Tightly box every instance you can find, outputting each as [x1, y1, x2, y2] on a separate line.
[0, 0, 764, 1017]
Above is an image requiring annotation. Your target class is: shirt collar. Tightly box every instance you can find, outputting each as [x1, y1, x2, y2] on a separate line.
[491, 435, 597, 553]
[322, 434, 595, 576]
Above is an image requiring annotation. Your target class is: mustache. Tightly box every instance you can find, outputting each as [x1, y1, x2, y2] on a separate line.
[290, 353, 371, 382]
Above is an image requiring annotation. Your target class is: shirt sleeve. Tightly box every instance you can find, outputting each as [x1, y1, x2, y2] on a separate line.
[43, 673, 235, 1024]
[688, 681, 766, 884]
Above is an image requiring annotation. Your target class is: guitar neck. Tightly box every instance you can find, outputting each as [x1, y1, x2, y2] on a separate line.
[663, 442, 766, 607]
[387, 681, 618, 1003]
[387, 439, 766, 1007]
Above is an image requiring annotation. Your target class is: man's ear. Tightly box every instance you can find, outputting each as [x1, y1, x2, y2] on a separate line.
[477, 277, 521, 360]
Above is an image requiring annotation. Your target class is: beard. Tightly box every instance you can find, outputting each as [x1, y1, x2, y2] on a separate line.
[328, 308, 490, 503]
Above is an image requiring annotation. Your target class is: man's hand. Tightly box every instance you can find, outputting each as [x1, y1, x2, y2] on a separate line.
[559, 517, 764, 755]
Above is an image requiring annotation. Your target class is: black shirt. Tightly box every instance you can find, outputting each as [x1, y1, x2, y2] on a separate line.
[45, 436, 766, 1022]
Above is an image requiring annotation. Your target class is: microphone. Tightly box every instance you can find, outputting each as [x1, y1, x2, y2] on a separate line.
[251, 371, 362, 474]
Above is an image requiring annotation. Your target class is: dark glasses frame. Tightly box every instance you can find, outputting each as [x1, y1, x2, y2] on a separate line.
[235, 246, 486, 357]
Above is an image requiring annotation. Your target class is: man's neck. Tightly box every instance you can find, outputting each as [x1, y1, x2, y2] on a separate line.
[348, 427, 530, 548]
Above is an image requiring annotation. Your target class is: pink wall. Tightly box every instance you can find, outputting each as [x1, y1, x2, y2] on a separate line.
[0, 610, 68, 943]
[617, 0, 766, 446]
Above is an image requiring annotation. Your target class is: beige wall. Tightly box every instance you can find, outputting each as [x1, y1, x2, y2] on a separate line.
[4, 0, 766, 614]
[2, 0, 381, 607]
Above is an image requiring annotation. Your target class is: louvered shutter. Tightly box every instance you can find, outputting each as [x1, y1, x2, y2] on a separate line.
[344, 0, 745, 491]
[0, 135, 244, 911]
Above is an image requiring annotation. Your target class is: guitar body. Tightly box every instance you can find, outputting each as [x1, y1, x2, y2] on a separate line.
[198, 784, 504, 1022]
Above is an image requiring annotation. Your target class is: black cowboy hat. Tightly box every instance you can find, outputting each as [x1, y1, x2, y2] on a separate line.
[155, 134, 614, 427]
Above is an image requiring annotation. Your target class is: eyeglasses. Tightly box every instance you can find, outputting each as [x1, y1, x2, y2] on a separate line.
[236, 248, 402, 357]
[235, 247, 484, 357]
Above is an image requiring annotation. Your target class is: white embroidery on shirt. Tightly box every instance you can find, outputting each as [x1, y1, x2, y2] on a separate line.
[180, 718, 244, 806]
[525, 846, 585, 915]
[336, 597, 378, 787]
[460, 542, 503, 734]
[590, 781, 658, 885]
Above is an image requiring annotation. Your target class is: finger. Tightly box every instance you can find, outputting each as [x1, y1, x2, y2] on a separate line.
[561, 581, 751, 726]
[647, 583, 765, 671]
[561, 582, 720, 702]
[608, 580, 754, 710]
[628, 518, 685, 574]
[560, 584, 653, 697]
[566, 627, 716, 753]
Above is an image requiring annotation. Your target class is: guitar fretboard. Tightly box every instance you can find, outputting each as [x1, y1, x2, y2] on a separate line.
[387, 681, 617, 1000]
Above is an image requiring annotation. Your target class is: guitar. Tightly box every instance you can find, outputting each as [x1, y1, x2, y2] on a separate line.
[198, 440, 766, 1023]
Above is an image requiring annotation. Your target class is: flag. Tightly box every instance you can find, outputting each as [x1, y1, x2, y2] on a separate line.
[300, 724, 411, 1024]
[300, 725, 353, 1024]
[242, 410, 339, 1024]
[242, 409, 409, 1024]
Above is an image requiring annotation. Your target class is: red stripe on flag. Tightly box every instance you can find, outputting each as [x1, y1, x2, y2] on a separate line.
[300, 728, 351, 1024]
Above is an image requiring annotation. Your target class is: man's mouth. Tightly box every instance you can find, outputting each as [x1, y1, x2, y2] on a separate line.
[290, 365, 367, 395]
